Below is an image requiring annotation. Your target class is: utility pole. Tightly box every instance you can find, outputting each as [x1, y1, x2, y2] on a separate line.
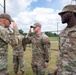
[4, 0, 6, 13]
[57, 22, 58, 35]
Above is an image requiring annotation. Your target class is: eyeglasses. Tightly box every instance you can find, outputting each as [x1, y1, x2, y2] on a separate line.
[33, 27, 37, 29]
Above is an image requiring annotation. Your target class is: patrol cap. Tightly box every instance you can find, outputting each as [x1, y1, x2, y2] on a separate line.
[30, 22, 41, 28]
[58, 5, 76, 15]
[0, 13, 14, 22]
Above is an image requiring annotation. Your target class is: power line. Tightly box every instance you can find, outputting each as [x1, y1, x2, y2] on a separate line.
[0, 0, 6, 13]
[0, 3, 4, 8]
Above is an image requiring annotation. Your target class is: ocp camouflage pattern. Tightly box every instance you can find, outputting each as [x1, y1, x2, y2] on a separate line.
[57, 26, 76, 75]
[0, 25, 18, 75]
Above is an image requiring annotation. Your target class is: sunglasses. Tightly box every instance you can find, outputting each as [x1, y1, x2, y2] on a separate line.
[33, 27, 37, 29]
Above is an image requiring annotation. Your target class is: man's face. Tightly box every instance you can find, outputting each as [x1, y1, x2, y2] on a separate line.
[33, 26, 40, 33]
[60, 12, 70, 23]
[4, 19, 11, 28]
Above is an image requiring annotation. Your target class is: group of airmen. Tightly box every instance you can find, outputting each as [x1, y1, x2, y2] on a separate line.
[0, 13, 51, 75]
[0, 4, 76, 75]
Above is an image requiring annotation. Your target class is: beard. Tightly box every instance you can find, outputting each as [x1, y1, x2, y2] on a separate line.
[61, 17, 69, 24]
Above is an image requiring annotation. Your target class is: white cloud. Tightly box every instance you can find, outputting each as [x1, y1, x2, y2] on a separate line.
[61, 0, 72, 6]
[7, 0, 37, 11]
[0, 0, 70, 33]
[3, 0, 37, 16]
[13, 7, 62, 32]
[46, 0, 52, 2]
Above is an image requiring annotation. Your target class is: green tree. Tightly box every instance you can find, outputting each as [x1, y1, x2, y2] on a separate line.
[19, 29, 27, 35]
[44, 31, 58, 37]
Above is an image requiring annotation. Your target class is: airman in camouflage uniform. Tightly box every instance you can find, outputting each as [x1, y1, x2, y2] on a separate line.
[0, 13, 18, 75]
[11, 24, 25, 75]
[55, 5, 76, 75]
[23, 23, 51, 75]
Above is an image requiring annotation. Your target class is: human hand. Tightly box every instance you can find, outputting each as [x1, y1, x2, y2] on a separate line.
[54, 69, 58, 75]
[44, 62, 49, 68]
[28, 28, 31, 35]
[10, 22, 18, 30]
[25, 28, 31, 38]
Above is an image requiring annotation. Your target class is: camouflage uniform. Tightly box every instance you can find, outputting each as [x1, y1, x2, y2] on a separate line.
[23, 33, 51, 75]
[56, 5, 76, 75]
[0, 25, 18, 75]
[12, 31, 25, 73]
[56, 26, 76, 75]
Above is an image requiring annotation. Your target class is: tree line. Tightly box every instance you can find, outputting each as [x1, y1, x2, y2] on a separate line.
[19, 29, 58, 37]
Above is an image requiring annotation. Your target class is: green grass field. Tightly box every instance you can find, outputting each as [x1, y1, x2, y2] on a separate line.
[50, 37, 59, 41]
[8, 41, 58, 75]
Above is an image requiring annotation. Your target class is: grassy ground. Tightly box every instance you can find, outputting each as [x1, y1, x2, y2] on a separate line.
[8, 41, 58, 75]
[50, 36, 59, 41]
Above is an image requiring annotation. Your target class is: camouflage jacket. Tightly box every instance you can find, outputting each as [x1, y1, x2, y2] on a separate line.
[0, 25, 18, 70]
[12, 34, 25, 56]
[23, 33, 51, 65]
[57, 25, 76, 74]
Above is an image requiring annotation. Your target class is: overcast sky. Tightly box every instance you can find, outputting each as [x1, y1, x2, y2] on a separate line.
[0, 0, 75, 33]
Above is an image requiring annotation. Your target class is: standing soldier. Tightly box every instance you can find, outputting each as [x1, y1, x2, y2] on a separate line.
[54, 5, 76, 75]
[11, 22, 25, 75]
[23, 22, 51, 75]
[0, 13, 18, 75]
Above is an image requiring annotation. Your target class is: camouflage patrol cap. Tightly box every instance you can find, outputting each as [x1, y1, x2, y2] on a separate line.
[58, 5, 76, 15]
[0, 13, 14, 22]
[30, 22, 41, 28]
